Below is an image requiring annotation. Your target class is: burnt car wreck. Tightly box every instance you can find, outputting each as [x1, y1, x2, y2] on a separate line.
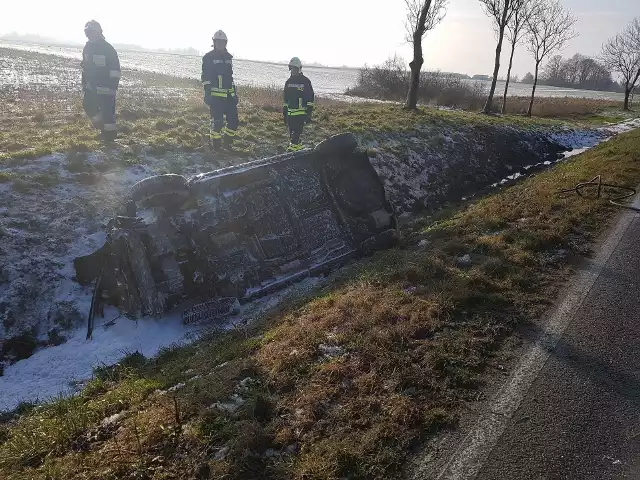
[74, 134, 398, 336]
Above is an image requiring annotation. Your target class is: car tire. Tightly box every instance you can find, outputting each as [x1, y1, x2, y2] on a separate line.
[314, 133, 358, 155]
[130, 174, 189, 208]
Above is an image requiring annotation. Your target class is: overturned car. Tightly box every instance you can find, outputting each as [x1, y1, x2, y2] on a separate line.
[74, 134, 398, 334]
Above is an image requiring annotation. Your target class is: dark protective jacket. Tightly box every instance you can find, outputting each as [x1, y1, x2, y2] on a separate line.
[201, 49, 236, 98]
[81, 39, 120, 95]
[283, 73, 315, 119]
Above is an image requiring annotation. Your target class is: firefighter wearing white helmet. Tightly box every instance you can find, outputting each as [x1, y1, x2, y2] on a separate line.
[283, 57, 315, 152]
[213, 30, 228, 42]
[81, 20, 120, 142]
[201, 30, 238, 150]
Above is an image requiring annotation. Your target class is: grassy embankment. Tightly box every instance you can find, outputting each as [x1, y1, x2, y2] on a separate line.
[1, 112, 639, 478]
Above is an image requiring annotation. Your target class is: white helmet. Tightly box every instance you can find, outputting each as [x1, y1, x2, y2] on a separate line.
[289, 57, 302, 70]
[213, 30, 228, 42]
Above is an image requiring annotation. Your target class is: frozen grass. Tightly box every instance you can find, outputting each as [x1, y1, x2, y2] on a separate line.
[2, 128, 640, 479]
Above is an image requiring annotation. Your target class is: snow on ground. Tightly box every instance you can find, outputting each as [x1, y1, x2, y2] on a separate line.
[0, 309, 193, 410]
[549, 129, 607, 150]
[602, 117, 640, 134]
[0, 276, 323, 412]
[551, 117, 640, 157]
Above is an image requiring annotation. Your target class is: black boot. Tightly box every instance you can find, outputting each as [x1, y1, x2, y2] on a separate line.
[102, 130, 117, 144]
[223, 135, 234, 151]
[210, 137, 222, 151]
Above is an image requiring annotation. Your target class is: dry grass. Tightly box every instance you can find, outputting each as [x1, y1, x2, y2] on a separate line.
[346, 57, 487, 110]
[2, 127, 640, 479]
[500, 96, 622, 118]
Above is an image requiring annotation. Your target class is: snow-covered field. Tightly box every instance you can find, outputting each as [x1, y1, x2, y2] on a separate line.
[0, 119, 639, 413]
[0, 40, 629, 101]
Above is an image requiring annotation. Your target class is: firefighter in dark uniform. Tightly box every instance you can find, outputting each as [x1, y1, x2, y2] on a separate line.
[283, 57, 314, 152]
[201, 30, 238, 151]
[81, 20, 120, 142]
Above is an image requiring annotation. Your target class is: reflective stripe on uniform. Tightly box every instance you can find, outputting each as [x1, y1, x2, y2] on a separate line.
[210, 130, 222, 139]
[202, 80, 212, 86]
[307, 102, 315, 106]
[287, 143, 304, 152]
[103, 123, 117, 132]
[96, 86, 117, 95]
[287, 107, 307, 116]
[93, 55, 106, 66]
[210, 87, 236, 97]
[218, 75, 223, 89]
[109, 70, 121, 79]
[222, 127, 237, 137]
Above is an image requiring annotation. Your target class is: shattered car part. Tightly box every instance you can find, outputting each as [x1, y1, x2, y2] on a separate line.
[74, 133, 399, 329]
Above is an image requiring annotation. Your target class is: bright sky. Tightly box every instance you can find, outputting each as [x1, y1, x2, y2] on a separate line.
[1, 0, 638, 77]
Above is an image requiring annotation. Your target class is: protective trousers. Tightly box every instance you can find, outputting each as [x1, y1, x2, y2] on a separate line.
[83, 90, 117, 141]
[209, 96, 238, 148]
[287, 116, 305, 152]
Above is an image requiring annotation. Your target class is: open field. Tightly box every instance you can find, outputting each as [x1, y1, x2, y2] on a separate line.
[1, 47, 631, 164]
[2, 40, 629, 101]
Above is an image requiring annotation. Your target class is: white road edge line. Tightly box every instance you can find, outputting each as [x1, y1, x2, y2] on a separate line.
[434, 194, 640, 480]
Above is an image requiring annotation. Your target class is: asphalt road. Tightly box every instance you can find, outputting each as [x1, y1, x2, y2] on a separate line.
[478, 214, 640, 480]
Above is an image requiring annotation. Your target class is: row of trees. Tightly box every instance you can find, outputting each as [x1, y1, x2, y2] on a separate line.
[601, 18, 640, 110]
[403, 0, 576, 115]
[403, 0, 640, 113]
[534, 54, 616, 91]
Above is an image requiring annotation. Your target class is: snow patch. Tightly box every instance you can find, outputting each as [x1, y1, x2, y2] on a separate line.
[0, 311, 198, 411]
[549, 129, 606, 150]
[0, 275, 323, 412]
[602, 117, 640, 134]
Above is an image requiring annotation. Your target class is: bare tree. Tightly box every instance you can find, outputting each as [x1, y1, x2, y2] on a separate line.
[601, 18, 640, 110]
[478, 0, 519, 114]
[542, 54, 564, 83]
[541, 54, 614, 91]
[501, 0, 538, 113]
[525, 0, 577, 116]
[404, 0, 449, 110]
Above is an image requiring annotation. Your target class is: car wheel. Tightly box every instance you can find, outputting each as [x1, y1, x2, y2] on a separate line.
[314, 133, 358, 156]
[131, 174, 189, 208]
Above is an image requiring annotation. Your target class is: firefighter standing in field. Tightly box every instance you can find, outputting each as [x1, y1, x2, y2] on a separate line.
[81, 20, 120, 142]
[283, 57, 314, 152]
[201, 30, 238, 151]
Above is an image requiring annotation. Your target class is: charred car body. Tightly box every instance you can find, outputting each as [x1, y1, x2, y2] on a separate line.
[74, 134, 398, 333]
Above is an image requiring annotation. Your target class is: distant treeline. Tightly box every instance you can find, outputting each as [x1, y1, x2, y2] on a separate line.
[521, 54, 636, 93]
